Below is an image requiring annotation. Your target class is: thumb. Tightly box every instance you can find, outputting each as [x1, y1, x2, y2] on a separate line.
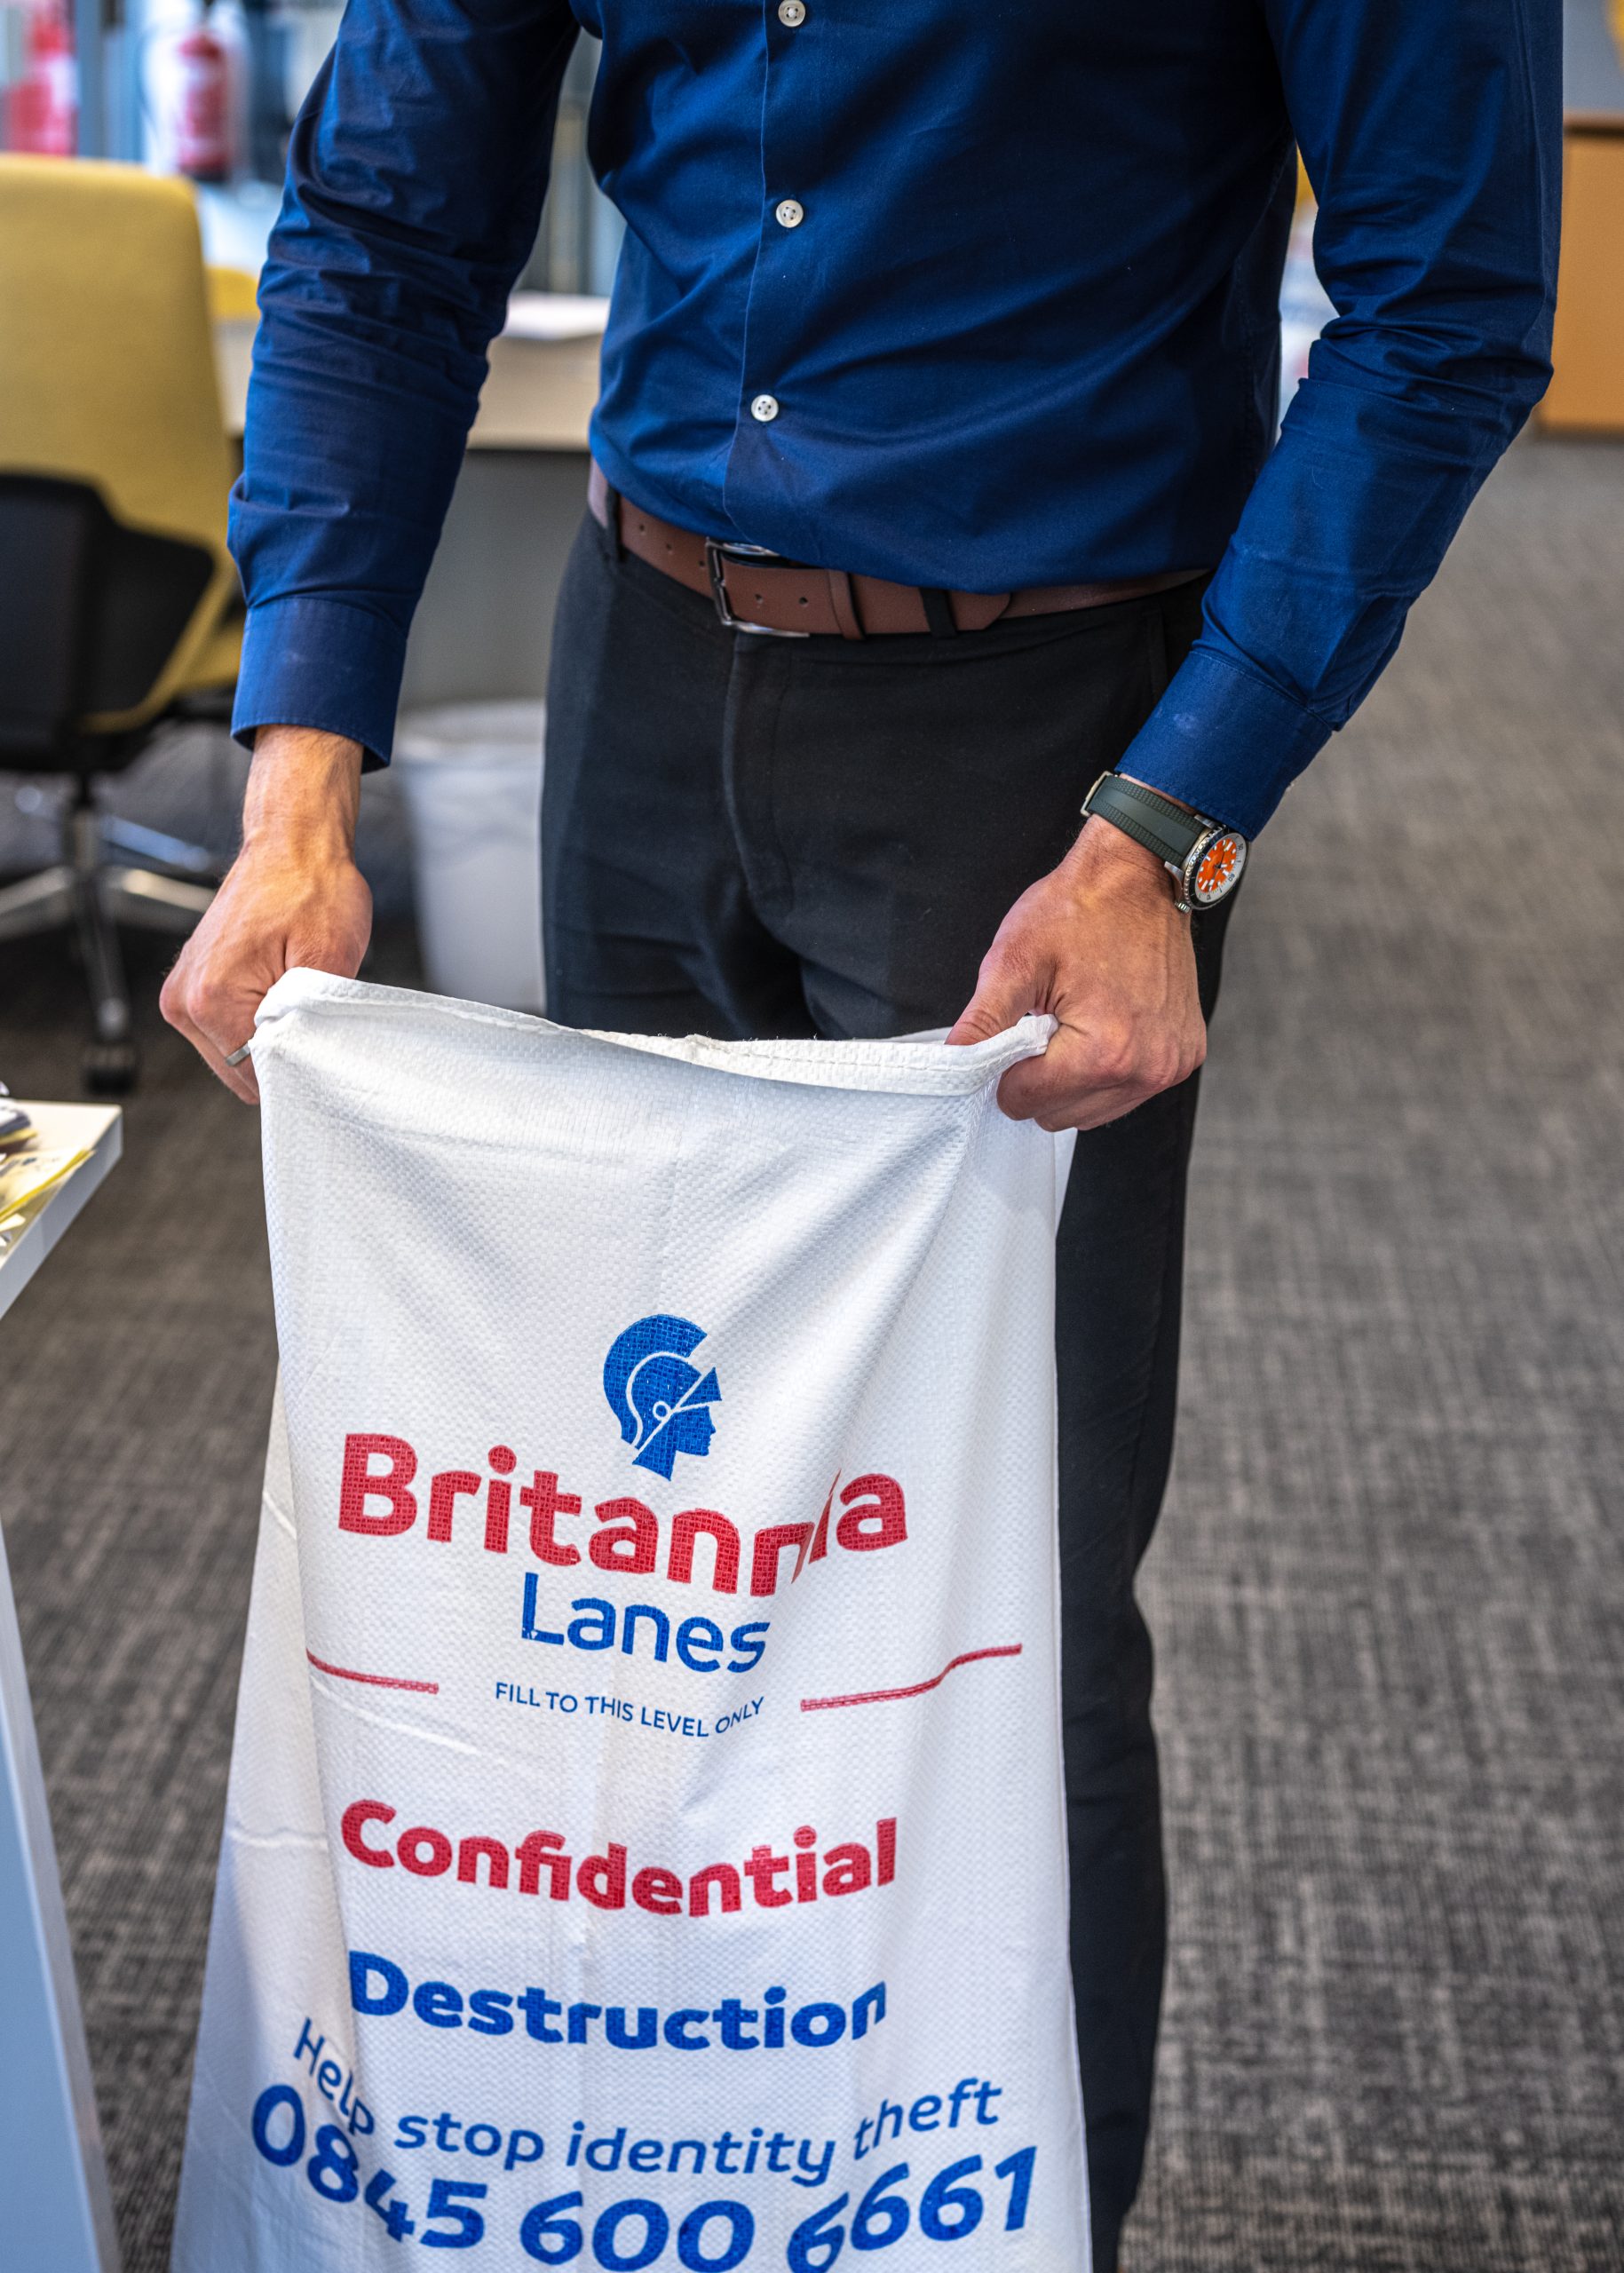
[946, 947, 1042, 1048]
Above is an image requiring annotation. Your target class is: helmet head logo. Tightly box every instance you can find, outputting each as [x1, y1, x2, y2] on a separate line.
[602, 1314, 721, 1481]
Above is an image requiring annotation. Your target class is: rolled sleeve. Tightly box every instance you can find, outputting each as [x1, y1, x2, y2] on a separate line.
[1120, 647, 1332, 838]
[231, 594, 410, 769]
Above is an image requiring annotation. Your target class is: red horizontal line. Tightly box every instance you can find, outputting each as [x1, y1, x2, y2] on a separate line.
[801, 1643, 1023, 1713]
[306, 1651, 440, 1696]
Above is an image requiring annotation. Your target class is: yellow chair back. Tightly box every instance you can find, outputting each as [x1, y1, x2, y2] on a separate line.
[206, 263, 260, 321]
[0, 155, 239, 730]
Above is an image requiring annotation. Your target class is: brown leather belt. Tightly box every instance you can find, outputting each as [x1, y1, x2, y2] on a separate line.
[589, 463, 1198, 641]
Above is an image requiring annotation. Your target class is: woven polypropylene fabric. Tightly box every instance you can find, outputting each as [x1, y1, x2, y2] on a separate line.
[172, 981, 1083, 2272]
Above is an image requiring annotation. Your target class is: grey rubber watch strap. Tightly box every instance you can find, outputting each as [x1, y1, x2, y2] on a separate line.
[1081, 772, 1208, 867]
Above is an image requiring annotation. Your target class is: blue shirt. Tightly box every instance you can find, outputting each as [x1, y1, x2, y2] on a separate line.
[231, 0, 1560, 838]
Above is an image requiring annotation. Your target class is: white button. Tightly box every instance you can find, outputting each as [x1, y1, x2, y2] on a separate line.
[778, 0, 806, 23]
[775, 198, 804, 229]
[750, 393, 780, 423]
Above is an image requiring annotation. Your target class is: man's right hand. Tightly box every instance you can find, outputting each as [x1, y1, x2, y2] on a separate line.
[161, 725, 372, 1104]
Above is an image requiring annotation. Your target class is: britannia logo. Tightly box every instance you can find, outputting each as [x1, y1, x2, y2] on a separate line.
[602, 1314, 721, 1481]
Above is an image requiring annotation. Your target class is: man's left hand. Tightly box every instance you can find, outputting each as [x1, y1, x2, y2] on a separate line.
[947, 815, 1207, 1130]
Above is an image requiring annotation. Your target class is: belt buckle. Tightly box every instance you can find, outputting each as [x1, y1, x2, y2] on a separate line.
[704, 539, 810, 637]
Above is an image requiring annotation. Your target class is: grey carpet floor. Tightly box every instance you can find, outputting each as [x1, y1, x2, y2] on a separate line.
[1, 432, 1620, 2272]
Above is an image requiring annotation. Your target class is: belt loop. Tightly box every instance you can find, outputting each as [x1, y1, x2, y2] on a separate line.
[920, 588, 958, 639]
[825, 568, 865, 641]
[951, 590, 1012, 632]
[587, 461, 625, 562]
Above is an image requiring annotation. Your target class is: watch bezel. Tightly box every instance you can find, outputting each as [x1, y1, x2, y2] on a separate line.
[1180, 825, 1248, 909]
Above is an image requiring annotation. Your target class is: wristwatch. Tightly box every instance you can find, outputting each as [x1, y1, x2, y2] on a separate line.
[1081, 771, 1248, 913]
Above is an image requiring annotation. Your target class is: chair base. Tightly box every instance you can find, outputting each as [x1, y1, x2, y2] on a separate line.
[0, 788, 218, 1092]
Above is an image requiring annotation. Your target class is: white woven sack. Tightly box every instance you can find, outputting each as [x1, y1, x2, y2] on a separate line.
[172, 970, 1089, 2273]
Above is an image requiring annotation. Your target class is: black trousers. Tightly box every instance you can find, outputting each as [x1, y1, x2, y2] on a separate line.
[543, 503, 1233, 2267]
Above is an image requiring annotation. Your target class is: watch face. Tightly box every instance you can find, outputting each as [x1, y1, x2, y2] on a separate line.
[1189, 829, 1247, 906]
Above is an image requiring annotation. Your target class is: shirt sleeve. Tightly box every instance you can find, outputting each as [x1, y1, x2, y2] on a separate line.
[229, 0, 580, 765]
[1119, 0, 1561, 838]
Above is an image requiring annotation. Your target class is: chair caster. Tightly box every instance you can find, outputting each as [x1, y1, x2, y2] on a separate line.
[83, 1039, 139, 1096]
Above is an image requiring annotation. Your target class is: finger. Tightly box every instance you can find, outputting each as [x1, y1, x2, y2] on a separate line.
[946, 953, 1043, 1048]
[996, 1023, 1145, 1127]
[183, 1007, 261, 1104]
[194, 1002, 262, 1103]
[161, 969, 262, 1104]
[1034, 1086, 1143, 1134]
[221, 1043, 263, 1106]
[1000, 1063, 1145, 1129]
[996, 1043, 1094, 1121]
[1001, 1031, 1199, 1130]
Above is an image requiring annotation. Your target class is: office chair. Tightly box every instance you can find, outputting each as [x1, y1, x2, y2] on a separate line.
[0, 157, 242, 1092]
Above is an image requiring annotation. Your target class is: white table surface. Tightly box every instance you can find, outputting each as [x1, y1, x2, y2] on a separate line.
[1, 1101, 124, 2271]
[214, 320, 601, 452]
[0, 1103, 123, 1321]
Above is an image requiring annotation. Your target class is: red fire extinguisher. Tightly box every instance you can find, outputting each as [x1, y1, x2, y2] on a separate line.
[171, 0, 234, 184]
[4, 0, 77, 157]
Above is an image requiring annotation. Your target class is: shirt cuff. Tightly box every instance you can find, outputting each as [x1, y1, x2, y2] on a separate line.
[1118, 645, 1334, 839]
[231, 593, 409, 770]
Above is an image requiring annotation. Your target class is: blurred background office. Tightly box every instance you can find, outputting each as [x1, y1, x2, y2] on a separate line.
[1, 5, 1621, 2271]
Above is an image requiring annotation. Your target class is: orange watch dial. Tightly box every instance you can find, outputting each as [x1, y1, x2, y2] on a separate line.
[1191, 829, 1247, 906]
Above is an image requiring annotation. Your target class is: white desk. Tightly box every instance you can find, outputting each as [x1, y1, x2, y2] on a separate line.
[0, 1103, 124, 2273]
[214, 319, 600, 451]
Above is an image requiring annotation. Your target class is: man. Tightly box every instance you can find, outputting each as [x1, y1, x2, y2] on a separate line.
[162, 4, 1557, 2260]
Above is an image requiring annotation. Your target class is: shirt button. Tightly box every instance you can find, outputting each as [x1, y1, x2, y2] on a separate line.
[775, 198, 804, 229]
[750, 393, 780, 424]
[778, 0, 806, 22]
